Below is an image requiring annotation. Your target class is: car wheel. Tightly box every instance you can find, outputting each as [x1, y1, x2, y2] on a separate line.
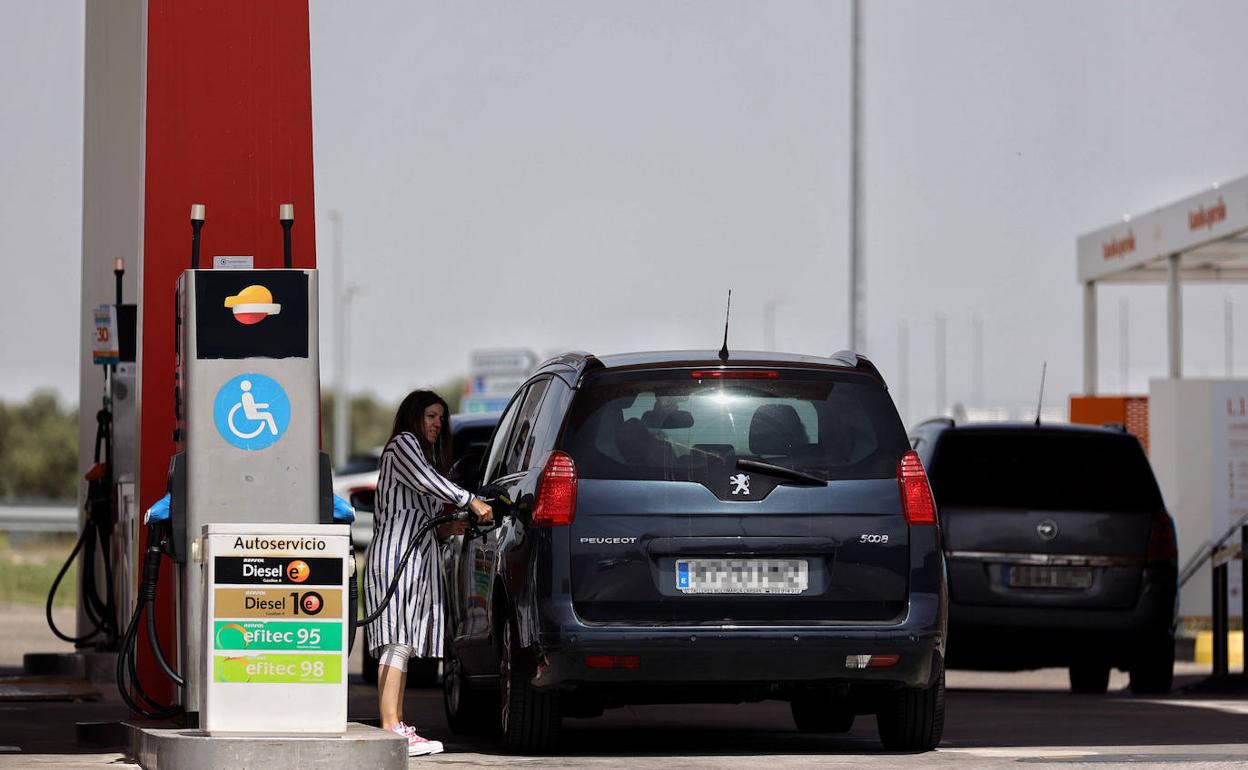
[498, 615, 561, 754]
[1129, 635, 1175, 695]
[790, 690, 855, 733]
[1069, 662, 1111, 694]
[876, 657, 945, 751]
[444, 653, 497, 734]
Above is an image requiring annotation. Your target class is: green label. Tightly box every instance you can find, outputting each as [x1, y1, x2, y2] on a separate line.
[213, 653, 342, 684]
[213, 620, 341, 652]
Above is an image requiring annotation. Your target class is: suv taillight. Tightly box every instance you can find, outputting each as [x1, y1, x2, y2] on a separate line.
[532, 451, 578, 527]
[1147, 509, 1177, 562]
[898, 450, 937, 525]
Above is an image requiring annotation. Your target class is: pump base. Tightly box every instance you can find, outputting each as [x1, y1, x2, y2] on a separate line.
[127, 721, 406, 770]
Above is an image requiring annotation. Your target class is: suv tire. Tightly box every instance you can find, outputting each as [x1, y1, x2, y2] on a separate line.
[1069, 662, 1110, 694]
[444, 653, 498, 734]
[499, 615, 561, 753]
[1129, 635, 1174, 695]
[877, 657, 945, 751]
[791, 690, 855, 734]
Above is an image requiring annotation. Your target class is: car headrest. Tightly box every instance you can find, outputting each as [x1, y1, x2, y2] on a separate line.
[749, 403, 806, 455]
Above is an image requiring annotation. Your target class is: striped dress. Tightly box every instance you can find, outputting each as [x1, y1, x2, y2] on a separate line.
[363, 431, 472, 658]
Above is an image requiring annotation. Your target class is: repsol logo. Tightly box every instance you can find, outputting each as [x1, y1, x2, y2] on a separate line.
[579, 537, 638, 545]
[232, 537, 327, 552]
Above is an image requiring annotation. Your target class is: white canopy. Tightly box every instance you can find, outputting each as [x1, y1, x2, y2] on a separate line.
[1078, 174, 1248, 393]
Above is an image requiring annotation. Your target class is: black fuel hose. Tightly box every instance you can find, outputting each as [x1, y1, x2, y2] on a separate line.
[356, 510, 463, 628]
[115, 525, 182, 720]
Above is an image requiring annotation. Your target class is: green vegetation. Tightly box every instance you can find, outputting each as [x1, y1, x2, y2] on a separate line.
[0, 391, 79, 502]
[0, 533, 78, 607]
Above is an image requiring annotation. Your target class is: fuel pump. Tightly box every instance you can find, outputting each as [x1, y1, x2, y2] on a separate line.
[47, 259, 137, 651]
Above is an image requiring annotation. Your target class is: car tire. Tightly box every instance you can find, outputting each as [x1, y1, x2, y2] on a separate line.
[499, 615, 561, 754]
[1069, 662, 1111, 694]
[1129, 635, 1175, 695]
[444, 653, 498, 734]
[876, 657, 945, 751]
[791, 690, 856, 734]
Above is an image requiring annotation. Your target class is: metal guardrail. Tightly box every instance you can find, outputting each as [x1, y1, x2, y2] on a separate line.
[1180, 512, 1248, 587]
[0, 504, 79, 533]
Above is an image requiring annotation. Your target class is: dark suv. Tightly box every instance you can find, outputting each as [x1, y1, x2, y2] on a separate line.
[442, 350, 948, 752]
[908, 419, 1177, 694]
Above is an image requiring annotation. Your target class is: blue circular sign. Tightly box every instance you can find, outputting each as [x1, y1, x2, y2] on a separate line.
[213, 374, 291, 451]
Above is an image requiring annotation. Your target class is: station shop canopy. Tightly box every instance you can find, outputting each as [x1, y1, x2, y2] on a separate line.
[1077, 173, 1248, 394]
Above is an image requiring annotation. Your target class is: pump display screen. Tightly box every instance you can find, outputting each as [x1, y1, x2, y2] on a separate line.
[195, 270, 309, 359]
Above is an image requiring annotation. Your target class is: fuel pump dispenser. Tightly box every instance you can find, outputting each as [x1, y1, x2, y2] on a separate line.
[118, 205, 404, 769]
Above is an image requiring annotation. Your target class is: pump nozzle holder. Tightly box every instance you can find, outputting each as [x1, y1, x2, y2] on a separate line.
[190, 203, 205, 269]
[279, 202, 294, 268]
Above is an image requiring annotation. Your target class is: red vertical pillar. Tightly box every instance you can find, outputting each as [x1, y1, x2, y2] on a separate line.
[137, 0, 317, 706]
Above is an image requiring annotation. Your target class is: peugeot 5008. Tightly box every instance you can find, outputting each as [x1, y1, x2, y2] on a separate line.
[442, 351, 948, 753]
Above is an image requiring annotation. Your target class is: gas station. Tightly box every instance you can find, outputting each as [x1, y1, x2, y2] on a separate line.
[65, 2, 408, 766]
[1076, 175, 1248, 679]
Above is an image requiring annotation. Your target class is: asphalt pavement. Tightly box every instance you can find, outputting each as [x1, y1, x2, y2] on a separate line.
[0, 665, 1244, 769]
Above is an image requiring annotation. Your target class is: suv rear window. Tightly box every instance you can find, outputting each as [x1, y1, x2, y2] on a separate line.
[928, 430, 1163, 512]
[560, 369, 908, 483]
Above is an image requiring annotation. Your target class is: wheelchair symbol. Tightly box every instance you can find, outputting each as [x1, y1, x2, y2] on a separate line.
[214, 374, 290, 451]
[227, 380, 278, 439]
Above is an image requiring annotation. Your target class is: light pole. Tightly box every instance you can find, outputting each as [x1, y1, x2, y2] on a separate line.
[848, 0, 865, 353]
[763, 295, 784, 351]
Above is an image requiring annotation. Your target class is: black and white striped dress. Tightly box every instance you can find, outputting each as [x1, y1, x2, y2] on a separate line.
[363, 431, 472, 658]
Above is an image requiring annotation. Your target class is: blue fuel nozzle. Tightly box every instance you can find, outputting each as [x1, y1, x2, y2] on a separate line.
[144, 493, 171, 525]
[332, 493, 356, 524]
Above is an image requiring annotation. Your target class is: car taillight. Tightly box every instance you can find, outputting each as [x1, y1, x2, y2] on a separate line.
[898, 450, 937, 525]
[1147, 509, 1177, 562]
[531, 451, 578, 527]
[690, 370, 780, 379]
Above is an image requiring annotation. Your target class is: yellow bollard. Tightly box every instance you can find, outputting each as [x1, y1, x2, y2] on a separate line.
[1194, 631, 1245, 666]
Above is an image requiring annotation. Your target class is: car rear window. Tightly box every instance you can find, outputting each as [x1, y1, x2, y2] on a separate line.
[560, 369, 909, 482]
[928, 430, 1163, 512]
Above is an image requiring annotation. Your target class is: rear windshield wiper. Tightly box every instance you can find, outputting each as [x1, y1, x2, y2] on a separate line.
[736, 459, 827, 486]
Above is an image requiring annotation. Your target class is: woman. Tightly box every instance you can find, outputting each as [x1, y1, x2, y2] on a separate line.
[364, 390, 492, 756]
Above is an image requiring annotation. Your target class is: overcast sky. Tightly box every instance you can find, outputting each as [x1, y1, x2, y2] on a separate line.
[6, 0, 1248, 427]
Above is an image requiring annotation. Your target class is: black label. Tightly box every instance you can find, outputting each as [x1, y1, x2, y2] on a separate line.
[195, 270, 308, 359]
[214, 556, 342, 586]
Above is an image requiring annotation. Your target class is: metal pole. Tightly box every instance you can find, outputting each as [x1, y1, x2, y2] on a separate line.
[1167, 253, 1182, 379]
[1083, 282, 1097, 395]
[1213, 562, 1229, 677]
[1226, 294, 1234, 378]
[935, 313, 947, 416]
[848, 0, 865, 353]
[329, 210, 348, 469]
[1120, 297, 1129, 393]
[763, 296, 780, 351]
[1242, 525, 1247, 671]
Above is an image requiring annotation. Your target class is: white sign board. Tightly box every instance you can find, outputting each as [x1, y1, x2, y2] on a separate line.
[202, 523, 351, 735]
[92, 304, 120, 365]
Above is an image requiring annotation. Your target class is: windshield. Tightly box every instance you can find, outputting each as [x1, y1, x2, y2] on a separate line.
[560, 369, 909, 484]
[928, 431, 1164, 513]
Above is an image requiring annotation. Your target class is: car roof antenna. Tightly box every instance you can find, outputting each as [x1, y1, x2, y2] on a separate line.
[718, 289, 732, 364]
[1034, 361, 1047, 427]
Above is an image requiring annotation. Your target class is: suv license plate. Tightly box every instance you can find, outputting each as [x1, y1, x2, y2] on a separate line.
[675, 559, 808, 595]
[1005, 565, 1093, 589]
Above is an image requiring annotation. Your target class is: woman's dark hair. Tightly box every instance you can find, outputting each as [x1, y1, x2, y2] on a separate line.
[389, 390, 453, 472]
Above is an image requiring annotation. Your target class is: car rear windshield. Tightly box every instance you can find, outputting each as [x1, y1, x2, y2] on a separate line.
[928, 430, 1163, 512]
[560, 368, 909, 482]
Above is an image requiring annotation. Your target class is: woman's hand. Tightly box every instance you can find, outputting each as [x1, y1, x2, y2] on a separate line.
[468, 496, 494, 527]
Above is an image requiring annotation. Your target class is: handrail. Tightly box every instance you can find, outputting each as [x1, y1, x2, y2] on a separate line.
[1179, 512, 1248, 588]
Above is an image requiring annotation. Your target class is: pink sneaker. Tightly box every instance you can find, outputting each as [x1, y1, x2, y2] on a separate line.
[391, 722, 444, 757]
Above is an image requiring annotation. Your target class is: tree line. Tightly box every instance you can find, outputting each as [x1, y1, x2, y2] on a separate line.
[0, 379, 464, 502]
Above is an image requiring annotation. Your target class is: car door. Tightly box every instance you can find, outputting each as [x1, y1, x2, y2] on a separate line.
[453, 379, 551, 669]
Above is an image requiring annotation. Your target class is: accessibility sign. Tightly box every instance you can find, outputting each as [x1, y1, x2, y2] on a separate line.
[213, 373, 291, 451]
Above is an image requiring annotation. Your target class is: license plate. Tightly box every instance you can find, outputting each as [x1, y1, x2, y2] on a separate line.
[1005, 565, 1093, 589]
[675, 559, 808, 595]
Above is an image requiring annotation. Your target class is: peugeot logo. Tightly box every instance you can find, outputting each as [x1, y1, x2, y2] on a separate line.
[1036, 520, 1058, 541]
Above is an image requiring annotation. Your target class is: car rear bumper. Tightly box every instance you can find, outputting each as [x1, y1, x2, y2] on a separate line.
[531, 592, 944, 690]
